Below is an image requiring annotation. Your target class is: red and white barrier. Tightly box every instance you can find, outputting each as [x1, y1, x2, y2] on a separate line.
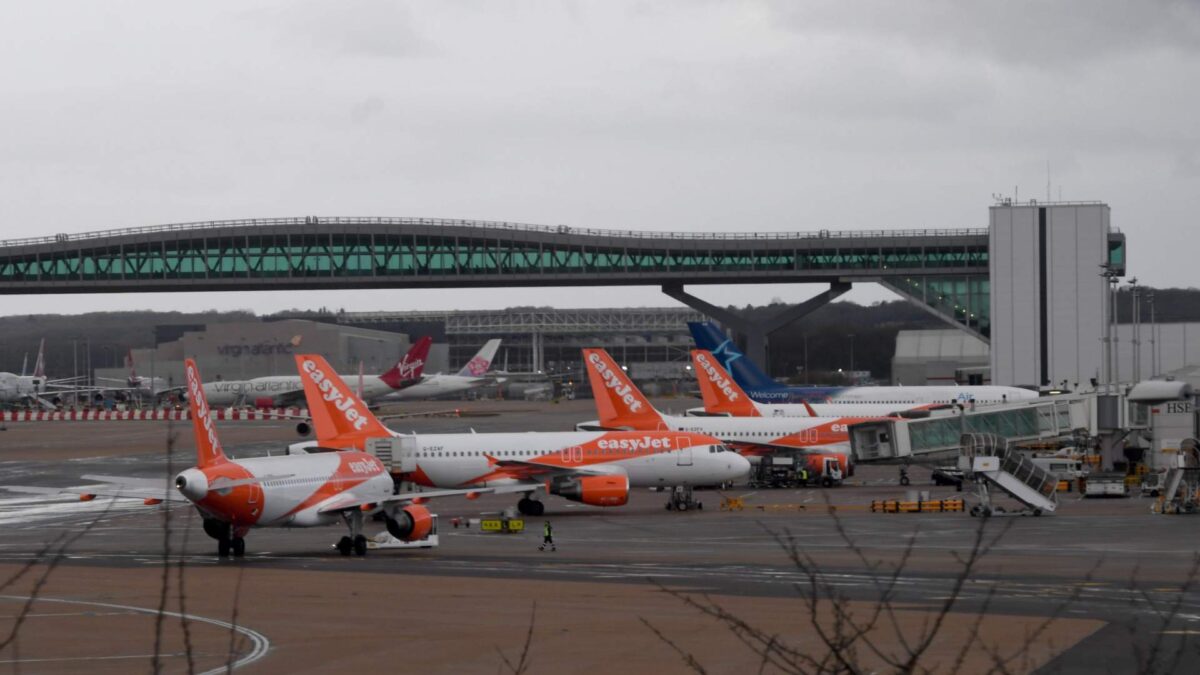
[0, 407, 309, 422]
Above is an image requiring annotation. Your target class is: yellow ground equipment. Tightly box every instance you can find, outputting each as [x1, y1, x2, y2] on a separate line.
[870, 499, 965, 513]
[479, 517, 524, 533]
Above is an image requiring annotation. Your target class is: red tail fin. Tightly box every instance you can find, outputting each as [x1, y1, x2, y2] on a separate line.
[296, 353, 392, 443]
[184, 358, 229, 469]
[691, 350, 760, 417]
[582, 349, 665, 430]
[379, 336, 431, 389]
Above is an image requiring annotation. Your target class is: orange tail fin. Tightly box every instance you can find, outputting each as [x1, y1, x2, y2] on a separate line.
[582, 349, 665, 430]
[184, 358, 229, 469]
[691, 350, 760, 417]
[295, 354, 392, 443]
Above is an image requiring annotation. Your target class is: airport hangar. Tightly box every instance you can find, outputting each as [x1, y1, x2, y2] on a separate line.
[0, 201, 1130, 390]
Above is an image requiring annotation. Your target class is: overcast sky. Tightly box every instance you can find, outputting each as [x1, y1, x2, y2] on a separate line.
[1, 1, 1197, 317]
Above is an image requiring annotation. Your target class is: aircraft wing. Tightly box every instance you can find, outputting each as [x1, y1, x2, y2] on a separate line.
[2, 478, 187, 502]
[316, 484, 536, 514]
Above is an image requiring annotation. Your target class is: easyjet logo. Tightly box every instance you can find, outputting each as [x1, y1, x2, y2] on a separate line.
[586, 353, 643, 413]
[398, 358, 424, 379]
[348, 459, 379, 474]
[695, 353, 738, 402]
[186, 364, 222, 458]
[598, 435, 673, 451]
[301, 359, 370, 431]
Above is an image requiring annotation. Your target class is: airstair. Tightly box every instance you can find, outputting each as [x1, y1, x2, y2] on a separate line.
[960, 434, 1058, 516]
[1156, 441, 1200, 514]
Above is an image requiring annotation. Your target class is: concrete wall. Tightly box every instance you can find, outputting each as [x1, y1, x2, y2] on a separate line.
[989, 203, 1111, 388]
[95, 319, 412, 386]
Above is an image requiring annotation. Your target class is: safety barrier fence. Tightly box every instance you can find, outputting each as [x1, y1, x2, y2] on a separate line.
[0, 408, 307, 422]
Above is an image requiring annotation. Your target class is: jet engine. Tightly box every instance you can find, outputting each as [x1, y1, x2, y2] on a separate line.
[385, 504, 433, 541]
[295, 421, 311, 437]
[549, 474, 630, 507]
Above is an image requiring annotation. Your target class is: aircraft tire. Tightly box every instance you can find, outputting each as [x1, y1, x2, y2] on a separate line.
[353, 535, 368, 556]
[232, 537, 246, 557]
[336, 536, 353, 556]
[218, 538, 231, 557]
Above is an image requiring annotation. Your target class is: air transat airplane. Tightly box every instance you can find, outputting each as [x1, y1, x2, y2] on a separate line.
[202, 336, 432, 407]
[688, 350, 947, 419]
[688, 321, 1038, 406]
[294, 353, 748, 514]
[2, 358, 507, 557]
[381, 338, 502, 401]
[578, 349, 869, 476]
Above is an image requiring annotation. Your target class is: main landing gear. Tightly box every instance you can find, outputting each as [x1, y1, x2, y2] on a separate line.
[337, 510, 369, 556]
[665, 486, 702, 512]
[204, 518, 246, 558]
[517, 496, 545, 516]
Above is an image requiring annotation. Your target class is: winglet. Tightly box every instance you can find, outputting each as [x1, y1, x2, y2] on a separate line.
[691, 350, 760, 417]
[295, 353, 392, 443]
[582, 349, 664, 429]
[184, 358, 229, 469]
[380, 336, 432, 389]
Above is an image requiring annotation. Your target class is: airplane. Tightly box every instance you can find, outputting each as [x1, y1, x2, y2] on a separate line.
[577, 348, 867, 478]
[687, 350, 949, 419]
[381, 338, 502, 401]
[293, 352, 749, 513]
[200, 336, 432, 408]
[0, 340, 98, 409]
[688, 321, 1039, 406]
[1, 358, 516, 557]
[96, 349, 169, 400]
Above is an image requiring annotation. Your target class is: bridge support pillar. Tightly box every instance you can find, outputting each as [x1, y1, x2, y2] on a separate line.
[662, 282, 851, 371]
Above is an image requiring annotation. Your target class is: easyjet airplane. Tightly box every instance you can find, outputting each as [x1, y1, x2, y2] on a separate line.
[201, 336, 432, 408]
[578, 348, 878, 477]
[687, 350, 952, 419]
[4, 358, 514, 557]
[293, 353, 749, 514]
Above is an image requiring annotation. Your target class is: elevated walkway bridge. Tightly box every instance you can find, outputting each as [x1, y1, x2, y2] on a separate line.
[0, 216, 991, 337]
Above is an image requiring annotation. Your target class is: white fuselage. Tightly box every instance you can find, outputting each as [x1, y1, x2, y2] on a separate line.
[203, 375, 396, 406]
[821, 386, 1036, 407]
[0, 373, 46, 403]
[312, 431, 749, 488]
[176, 451, 394, 528]
[381, 374, 488, 401]
[583, 415, 863, 454]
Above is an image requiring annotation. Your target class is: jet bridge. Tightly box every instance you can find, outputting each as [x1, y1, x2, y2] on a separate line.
[849, 395, 1095, 464]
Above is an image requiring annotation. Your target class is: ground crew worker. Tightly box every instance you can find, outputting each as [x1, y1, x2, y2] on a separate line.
[539, 521, 556, 551]
[799, 466, 809, 487]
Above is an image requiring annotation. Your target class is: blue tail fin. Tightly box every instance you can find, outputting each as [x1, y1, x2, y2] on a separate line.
[686, 322, 780, 391]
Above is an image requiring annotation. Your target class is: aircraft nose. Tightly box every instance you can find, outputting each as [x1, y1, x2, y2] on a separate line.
[727, 451, 752, 479]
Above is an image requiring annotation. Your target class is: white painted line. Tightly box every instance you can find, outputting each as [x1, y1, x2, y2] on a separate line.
[0, 595, 270, 674]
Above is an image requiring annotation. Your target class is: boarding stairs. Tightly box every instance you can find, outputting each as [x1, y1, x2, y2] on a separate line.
[960, 434, 1058, 516]
[1158, 441, 1200, 514]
